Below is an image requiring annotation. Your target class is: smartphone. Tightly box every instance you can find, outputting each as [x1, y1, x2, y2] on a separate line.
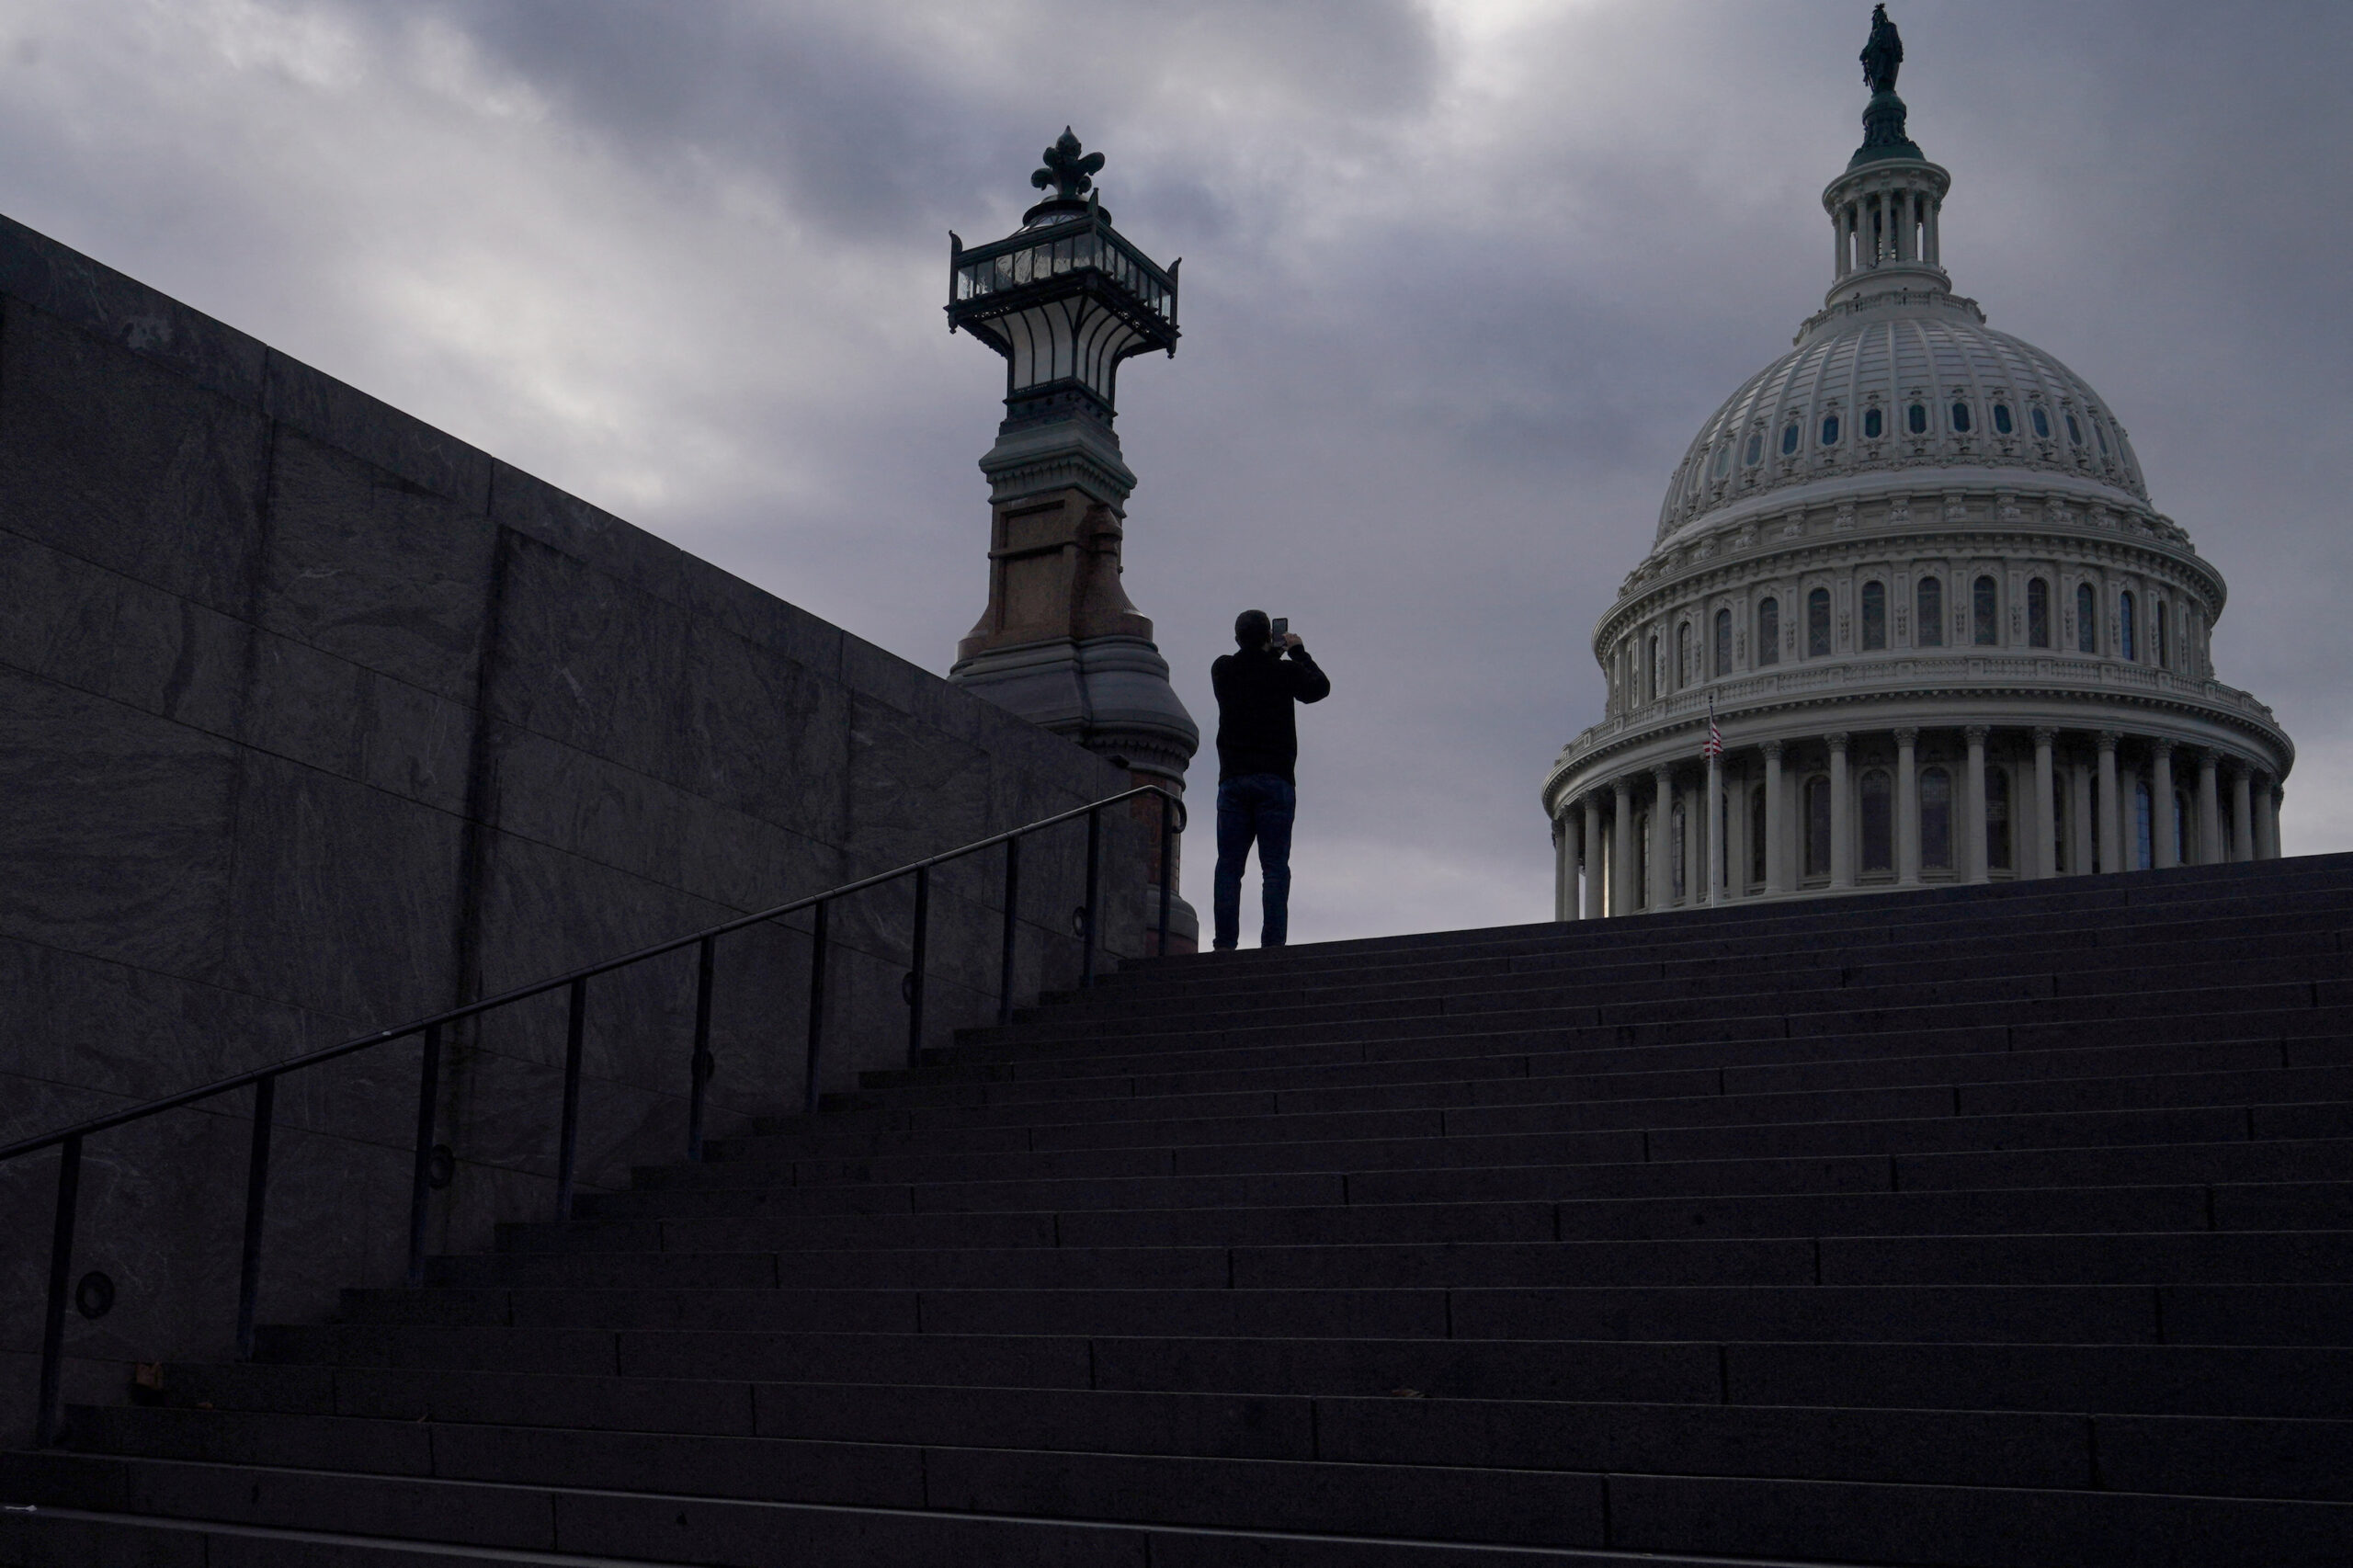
[1270, 617, 1289, 642]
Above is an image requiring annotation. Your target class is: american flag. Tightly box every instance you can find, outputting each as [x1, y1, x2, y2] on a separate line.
[1702, 696, 1722, 758]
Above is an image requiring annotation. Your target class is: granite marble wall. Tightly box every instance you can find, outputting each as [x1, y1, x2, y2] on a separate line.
[0, 214, 1157, 1441]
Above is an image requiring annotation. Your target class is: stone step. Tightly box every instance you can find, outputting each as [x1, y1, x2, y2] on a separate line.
[118, 1373, 2353, 1505]
[210, 1326, 2353, 1415]
[1058, 918, 2353, 1016]
[326, 1279, 2350, 1345]
[826, 1036, 2312, 1122]
[1021, 947, 2353, 1031]
[700, 1071, 2353, 1176]
[781, 1042, 2336, 1142]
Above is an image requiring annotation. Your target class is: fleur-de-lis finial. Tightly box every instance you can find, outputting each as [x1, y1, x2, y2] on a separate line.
[1031, 128, 1105, 200]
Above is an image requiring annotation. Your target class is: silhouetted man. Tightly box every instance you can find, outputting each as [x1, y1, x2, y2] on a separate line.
[1210, 609, 1331, 949]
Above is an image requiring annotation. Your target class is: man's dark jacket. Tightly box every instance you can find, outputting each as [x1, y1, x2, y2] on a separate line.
[1211, 643, 1331, 783]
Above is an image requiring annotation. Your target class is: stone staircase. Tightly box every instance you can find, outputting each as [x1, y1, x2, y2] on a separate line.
[8, 855, 2353, 1565]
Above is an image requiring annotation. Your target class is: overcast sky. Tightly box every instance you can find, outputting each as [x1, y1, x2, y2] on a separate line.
[3, 0, 2347, 942]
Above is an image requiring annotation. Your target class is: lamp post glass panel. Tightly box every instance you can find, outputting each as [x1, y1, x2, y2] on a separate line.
[948, 130, 1179, 423]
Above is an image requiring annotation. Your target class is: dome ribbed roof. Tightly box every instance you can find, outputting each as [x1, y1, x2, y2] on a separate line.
[1655, 305, 2149, 545]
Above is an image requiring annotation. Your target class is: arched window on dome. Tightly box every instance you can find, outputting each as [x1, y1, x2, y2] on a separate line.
[2154, 600, 2169, 669]
[2076, 584, 2097, 653]
[1821, 413, 1840, 446]
[1860, 768, 1893, 873]
[1803, 775, 1832, 881]
[1677, 621, 1692, 688]
[2134, 777, 2154, 870]
[1713, 608, 1733, 676]
[2031, 405, 2052, 439]
[1950, 401, 1973, 434]
[1780, 423, 1800, 457]
[1916, 576, 1945, 647]
[1907, 403, 1928, 435]
[1987, 767, 2013, 870]
[1863, 407, 1883, 440]
[1749, 784, 1768, 888]
[1756, 597, 1780, 666]
[1860, 581, 1887, 651]
[2120, 592, 2137, 661]
[1713, 444, 1731, 479]
[2094, 418, 2110, 455]
[1972, 575, 1999, 646]
[1806, 587, 1831, 657]
[1920, 767, 1954, 871]
[2028, 578, 2051, 648]
[1745, 433, 1763, 466]
[2065, 412, 2085, 446]
[1647, 634, 1660, 699]
[1993, 403, 2015, 436]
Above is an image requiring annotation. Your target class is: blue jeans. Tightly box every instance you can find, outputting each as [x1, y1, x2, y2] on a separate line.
[1212, 774, 1295, 949]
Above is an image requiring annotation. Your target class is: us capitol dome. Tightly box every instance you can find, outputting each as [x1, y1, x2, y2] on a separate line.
[1540, 7, 2292, 918]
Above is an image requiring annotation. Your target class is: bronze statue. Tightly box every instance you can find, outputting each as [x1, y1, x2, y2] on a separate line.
[1861, 4, 1904, 96]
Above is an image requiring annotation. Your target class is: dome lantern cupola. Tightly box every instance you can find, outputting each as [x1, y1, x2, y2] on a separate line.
[1822, 6, 1949, 311]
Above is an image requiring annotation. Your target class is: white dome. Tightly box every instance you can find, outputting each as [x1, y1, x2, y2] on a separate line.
[1656, 301, 2149, 546]
[1540, 36, 2293, 926]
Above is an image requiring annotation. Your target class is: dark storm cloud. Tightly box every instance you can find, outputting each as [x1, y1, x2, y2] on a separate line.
[2, 0, 2346, 937]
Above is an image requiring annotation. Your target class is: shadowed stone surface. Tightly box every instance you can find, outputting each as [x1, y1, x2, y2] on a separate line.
[0, 212, 1153, 1447]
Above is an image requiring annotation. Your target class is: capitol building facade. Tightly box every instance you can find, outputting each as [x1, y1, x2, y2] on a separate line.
[1540, 23, 2293, 918]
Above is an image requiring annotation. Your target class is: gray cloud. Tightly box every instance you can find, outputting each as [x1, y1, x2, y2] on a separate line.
[2, 0, 2346, 939]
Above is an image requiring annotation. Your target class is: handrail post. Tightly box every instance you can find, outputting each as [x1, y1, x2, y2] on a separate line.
[1081, 806, 1101, 989]
[32, 1132, 81, 1448]
[405, 1024, 441, 1288]
[554, 977, 587, 1220]
[1157, 790, 1176, 957]
[687, 936, 716, 1162]
[998, 836, 1021, 1026]
[802, 900, 830, 1115]
[904, 866, 929, 1071]
[234, 1077, 276, 1361]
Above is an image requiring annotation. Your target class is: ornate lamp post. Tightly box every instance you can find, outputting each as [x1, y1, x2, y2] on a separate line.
[948, 130, 1199, 949]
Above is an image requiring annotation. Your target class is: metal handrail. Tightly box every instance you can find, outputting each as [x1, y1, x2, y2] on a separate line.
[7, 783, 1186, 1448]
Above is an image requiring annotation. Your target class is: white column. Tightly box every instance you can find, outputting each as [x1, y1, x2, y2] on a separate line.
[1729, 762, 1751, 900]
[1552, 817, 1568, 920]
[2032, 728, 2057, 879]
[1828, 733, 1853, 890]
[1611, 778, 1635, 916]
[1706, 756, 1723, 906]
[2118, 756, 2143, 871]
[2197, 751, 2222, 864]
[2151, 741, 2178, 869]
[2097, 733, 2122, 873]
[2231, 766, 2254, 863]
[1583, 796, 1607, 918]
[1649, 766, 1674, 911]
[1895, 728, 1921, 885]
[1964, 726, 1990, 883]
[2069, 760, 2094, 875]
[1763, 741, 1789, 894]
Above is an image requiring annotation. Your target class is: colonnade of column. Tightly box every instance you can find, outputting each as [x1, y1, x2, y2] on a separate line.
[1553, 727, 2284, 919]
